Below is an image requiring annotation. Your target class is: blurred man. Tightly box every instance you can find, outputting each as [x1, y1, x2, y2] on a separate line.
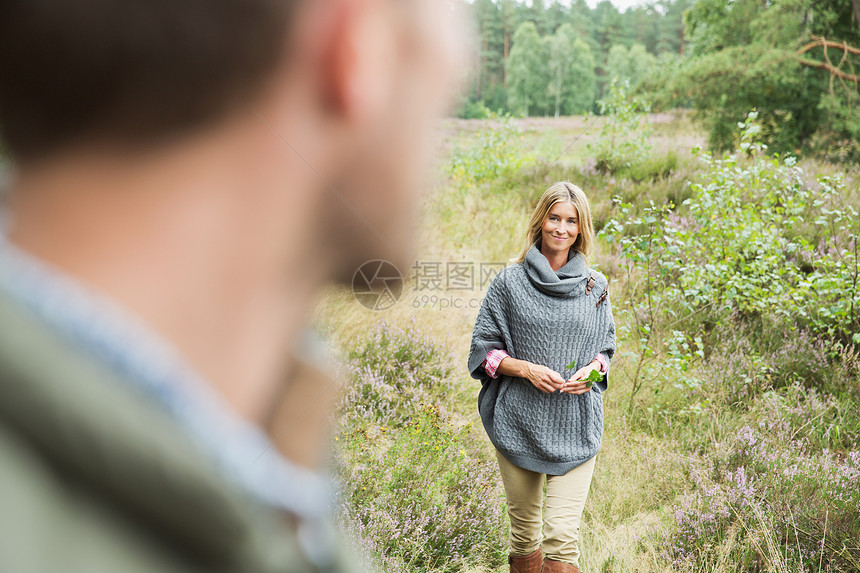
[0, 0, 464, 571]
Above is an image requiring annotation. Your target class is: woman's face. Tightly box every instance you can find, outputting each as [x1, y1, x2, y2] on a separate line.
[541, 201, 579, 255]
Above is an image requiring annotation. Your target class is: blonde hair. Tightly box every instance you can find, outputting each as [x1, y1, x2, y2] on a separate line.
[513, 181, 594, 264]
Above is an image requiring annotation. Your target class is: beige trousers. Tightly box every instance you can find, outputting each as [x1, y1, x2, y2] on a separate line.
[495, 449, 597, 568]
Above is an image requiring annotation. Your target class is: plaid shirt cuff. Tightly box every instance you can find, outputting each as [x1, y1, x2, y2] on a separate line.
[595, 353, 609, 374]
[482, 348, 510, 379]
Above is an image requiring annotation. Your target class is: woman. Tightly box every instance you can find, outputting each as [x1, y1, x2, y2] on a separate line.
[467, 182, 616, 573]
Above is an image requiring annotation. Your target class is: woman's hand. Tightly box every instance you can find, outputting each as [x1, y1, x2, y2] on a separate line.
[496, 356, 564, 394]
[562, 361, 599, 395]
[523, 362, 565, 394]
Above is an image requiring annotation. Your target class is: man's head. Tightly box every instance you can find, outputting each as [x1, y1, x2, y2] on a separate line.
[0, 0, 465, 278]
[0, 0, 296, 163]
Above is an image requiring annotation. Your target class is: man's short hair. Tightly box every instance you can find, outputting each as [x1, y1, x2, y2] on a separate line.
[0, 0, 296, 163]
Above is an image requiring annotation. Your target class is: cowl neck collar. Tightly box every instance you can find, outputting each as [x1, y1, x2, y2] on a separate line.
[523, 243, 590, 297]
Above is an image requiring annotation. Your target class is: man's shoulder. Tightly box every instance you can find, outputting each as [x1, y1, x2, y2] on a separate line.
[0, 417, 195, 572]
[0, 291, 338, 573]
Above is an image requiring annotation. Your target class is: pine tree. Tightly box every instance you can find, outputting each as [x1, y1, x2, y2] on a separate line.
[507, 21, 547, 117]
[473, 0, 506, 109]
[548, 24, 596, 117]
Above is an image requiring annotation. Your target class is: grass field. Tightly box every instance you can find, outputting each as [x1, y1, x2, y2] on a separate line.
[312, 112, 860, 573]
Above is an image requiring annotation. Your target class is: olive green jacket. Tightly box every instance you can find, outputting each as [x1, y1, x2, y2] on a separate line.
[0, 291, 360, 573]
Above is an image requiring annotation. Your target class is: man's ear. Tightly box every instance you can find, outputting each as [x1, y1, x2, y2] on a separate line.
[324, 0, 396, 124]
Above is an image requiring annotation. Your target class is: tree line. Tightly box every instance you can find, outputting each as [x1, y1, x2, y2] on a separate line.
[463, 0, 860, 163]
[464, 0, 690, 118]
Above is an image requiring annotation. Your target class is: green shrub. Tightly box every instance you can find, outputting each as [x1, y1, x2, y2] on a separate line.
[587, 81, 653, 175]
[447, 113, 534, 185]
[602, 112, 860, 348]
[626, 149, 678, 183]
[458, 99, 493, 120]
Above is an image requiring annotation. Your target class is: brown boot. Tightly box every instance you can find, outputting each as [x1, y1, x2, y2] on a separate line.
[509, 547, 542, 573]
[541, 557, 580, 573]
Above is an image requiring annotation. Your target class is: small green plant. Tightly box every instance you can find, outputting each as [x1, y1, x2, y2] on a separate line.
[562, 359, 604, 388]
[447, 112, 534, 185]
[457, 98, 493, 120]
[585, 368, 603, 388]
[587, 80, 653, 175]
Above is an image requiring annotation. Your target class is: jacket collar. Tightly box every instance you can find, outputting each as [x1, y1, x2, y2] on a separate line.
[0, 291, 296, 567]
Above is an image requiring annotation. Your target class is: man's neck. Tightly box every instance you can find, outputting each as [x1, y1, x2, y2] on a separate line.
[6, 128, 329, 425]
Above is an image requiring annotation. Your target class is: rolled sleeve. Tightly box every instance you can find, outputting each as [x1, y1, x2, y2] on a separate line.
[595, 352, 609, 374]
[482, 348, 510, 379]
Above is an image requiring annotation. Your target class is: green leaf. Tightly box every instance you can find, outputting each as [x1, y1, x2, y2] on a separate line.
[585, 369, 603, 388]
[565, 359, 576, 371]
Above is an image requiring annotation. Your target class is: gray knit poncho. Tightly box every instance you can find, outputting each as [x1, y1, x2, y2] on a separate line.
[467, 244, 616, 475]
